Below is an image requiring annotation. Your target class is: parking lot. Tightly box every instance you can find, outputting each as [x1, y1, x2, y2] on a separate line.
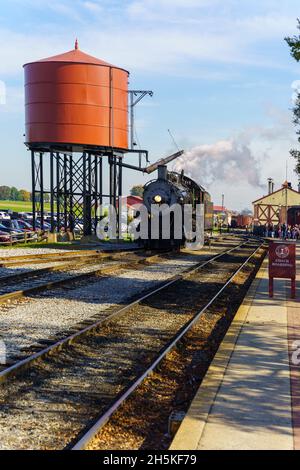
[0, 209, 54, 245]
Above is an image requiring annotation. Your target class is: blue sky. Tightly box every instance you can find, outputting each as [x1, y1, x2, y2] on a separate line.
[0, 0, 300, 210]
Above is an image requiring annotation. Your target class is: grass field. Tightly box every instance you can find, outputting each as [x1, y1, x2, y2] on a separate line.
[0, 200, 51, 212]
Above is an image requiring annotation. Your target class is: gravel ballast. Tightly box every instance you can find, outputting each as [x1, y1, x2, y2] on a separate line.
[0, 249, 223, 359]
[0, 241, 262, 450]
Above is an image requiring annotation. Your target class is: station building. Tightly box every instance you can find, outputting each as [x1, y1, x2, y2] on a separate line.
[252, 179, 300, 228]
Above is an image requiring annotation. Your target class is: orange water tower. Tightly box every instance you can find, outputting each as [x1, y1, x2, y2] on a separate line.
[24, 41, 129, 150]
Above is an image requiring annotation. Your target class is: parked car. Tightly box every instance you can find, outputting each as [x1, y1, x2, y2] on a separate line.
[18, 212, 33, 221]
[35, 219, 51, 230]
[0, 222, 23, 234]
[0, 211, 11, 220]
[15, 219, 35, 232]
[0, 230, 10, 243]
[0, 219, 24, 232]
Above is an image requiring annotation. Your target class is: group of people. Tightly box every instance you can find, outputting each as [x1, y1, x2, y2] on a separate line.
[264, 223, 300, 239]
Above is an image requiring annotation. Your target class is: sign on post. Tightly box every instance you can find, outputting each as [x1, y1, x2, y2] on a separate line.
[269, 241, 296, 298]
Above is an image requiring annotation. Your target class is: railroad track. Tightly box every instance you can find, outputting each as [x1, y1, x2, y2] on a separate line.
[71, 239, 265, 450]
[0, 237, 247, 367]
[0, 247, 141, 267]
[0, 236, 249, 305]
[0, 250, 164, 305]
[0, 252, 123, 282]
[0, 237, 265, 450]
[0, 237, 251, 369]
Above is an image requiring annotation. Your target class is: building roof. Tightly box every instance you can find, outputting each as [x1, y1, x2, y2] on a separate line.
[119, 195, 143, 208]
[214, 206, 227, 212]
[252, 185, 300, 204]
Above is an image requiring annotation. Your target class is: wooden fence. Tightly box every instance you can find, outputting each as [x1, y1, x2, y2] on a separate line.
[0, 231, 49, 246]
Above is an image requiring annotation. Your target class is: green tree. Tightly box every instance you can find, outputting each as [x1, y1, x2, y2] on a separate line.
[19, 189, 31, 202]
[10, 186, 20, 201]
[130, 185, 144, 198]
[285, 20, 300, 180]
[0, 186, 11, 200]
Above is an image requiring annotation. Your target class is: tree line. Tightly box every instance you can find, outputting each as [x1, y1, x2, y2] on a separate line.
[0, 186, 50, 203]
[0, 185, 31, 202]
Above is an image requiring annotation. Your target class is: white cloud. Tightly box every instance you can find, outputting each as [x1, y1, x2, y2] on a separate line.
[128, 0, 217, 17]
[82, 1, 103, 13]
[0, 1, 297, 78]
[47, 2, 84, 22]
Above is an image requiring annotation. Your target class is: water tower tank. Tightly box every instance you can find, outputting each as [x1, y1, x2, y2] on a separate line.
[24, 41, 129, 150]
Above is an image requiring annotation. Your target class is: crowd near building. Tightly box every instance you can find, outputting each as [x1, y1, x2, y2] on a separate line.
[252, 179, 300, 237]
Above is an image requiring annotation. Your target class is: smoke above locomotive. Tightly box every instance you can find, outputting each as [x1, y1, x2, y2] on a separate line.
[173, 139, 263, 189]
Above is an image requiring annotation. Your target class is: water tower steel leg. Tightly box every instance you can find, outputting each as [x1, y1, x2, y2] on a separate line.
[31, 150, 36, 231]
[56, 152, 60, 231]
[69, 155, 74, 232]
[39, 152, 44, 229]
[113, 156, 117, 211]
[83, 152, 87, 236]
[99, 157, 103, 208]
[118, 157, 123, 239]
[94, 155, 98, 232]
[64, 154, 68, 231]
[109, 155, 113, 206]
[113, 156, 118, 237]
[118, 157, 123, 198]
[87, 153, 92, 235]
[50, 151, 55, 233]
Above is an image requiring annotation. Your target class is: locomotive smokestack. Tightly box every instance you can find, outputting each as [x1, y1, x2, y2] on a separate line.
[158, 165, 167, 180]
[268, 178, 274, 195]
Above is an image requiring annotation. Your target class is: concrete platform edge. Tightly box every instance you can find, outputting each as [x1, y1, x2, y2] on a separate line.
[169, 256, 267, 450]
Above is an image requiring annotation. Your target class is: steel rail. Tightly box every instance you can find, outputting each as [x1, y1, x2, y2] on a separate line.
[0, 250, 147, 284]
[0, 249, 102, 263]
[0, 248, 143, 267]
[0, 238, 261, 383]
[0, 254, 115, 284]
[0, 251, 169, 306]
[71, 241, 264, 450]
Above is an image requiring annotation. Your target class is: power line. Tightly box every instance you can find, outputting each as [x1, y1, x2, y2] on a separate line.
[168, 129, 180, 151]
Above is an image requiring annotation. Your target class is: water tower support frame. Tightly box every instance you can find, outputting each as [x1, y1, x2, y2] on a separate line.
[30, 147, 148, 238]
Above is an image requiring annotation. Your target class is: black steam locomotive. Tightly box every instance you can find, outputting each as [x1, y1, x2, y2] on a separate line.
[142, 165, 213, 249]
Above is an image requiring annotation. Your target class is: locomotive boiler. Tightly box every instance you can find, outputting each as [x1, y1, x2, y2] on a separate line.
[142, 165, 213, 249]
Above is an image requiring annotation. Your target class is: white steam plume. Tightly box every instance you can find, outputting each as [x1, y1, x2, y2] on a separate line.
[172, 139, 264, 189]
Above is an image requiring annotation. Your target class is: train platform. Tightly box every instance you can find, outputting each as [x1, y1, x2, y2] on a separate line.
[170, 243, 300, 450]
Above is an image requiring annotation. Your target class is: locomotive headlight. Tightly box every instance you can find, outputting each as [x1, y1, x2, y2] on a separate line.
[154, 195, 162, 203]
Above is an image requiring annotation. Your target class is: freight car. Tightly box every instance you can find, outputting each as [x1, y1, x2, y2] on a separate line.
[231, 214, 253, 229]
[142, 165, 213, 249]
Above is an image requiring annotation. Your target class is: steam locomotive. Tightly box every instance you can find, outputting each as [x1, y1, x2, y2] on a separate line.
[142, 165, 213, 249]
